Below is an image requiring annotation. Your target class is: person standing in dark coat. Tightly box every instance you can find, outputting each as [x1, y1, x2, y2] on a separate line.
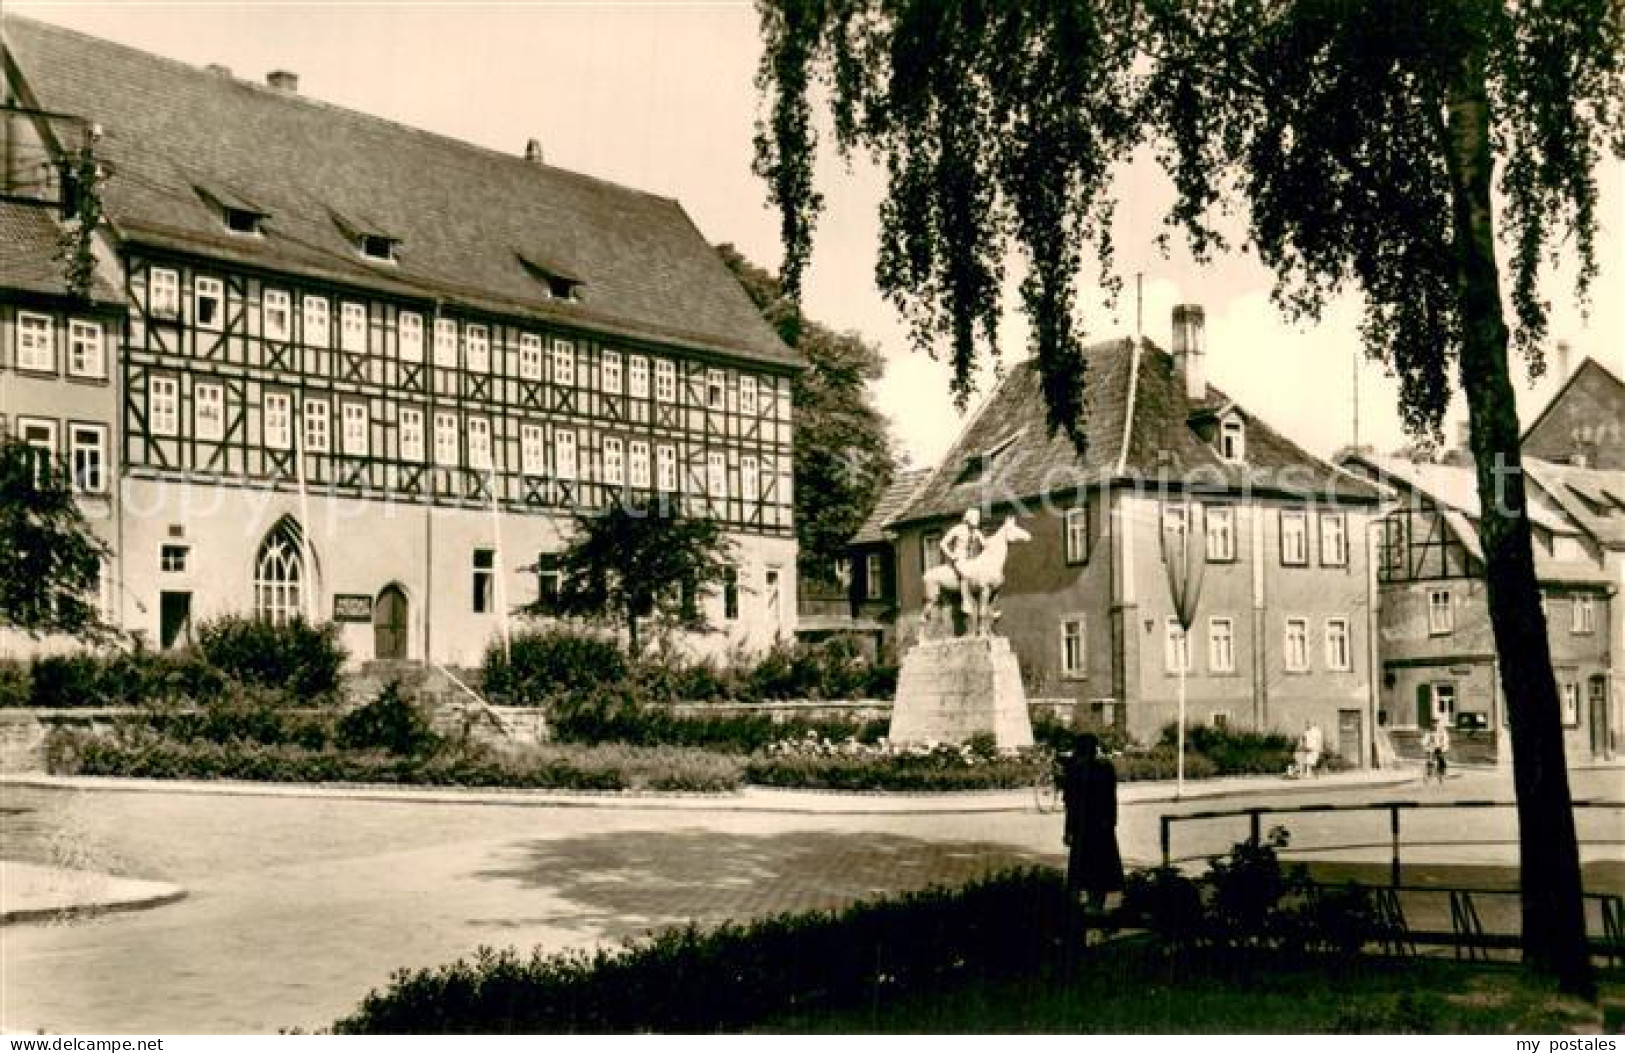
[1061, 733, 1124, 913]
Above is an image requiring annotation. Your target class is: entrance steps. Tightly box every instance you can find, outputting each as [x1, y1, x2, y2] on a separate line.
[344, 660, 544, 746]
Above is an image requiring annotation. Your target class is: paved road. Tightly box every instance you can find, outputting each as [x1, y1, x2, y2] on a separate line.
[1, 767, 1618, 1034]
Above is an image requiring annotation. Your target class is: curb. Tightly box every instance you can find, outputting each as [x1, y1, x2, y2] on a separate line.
[1, 769, 1417, 816]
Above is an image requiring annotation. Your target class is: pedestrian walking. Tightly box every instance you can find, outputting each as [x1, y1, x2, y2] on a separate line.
[1422, 719, 1451, 784]
[1061, 733, 1124, 915]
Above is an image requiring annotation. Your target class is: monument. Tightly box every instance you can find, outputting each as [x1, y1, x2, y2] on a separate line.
[888, 512, 1036, 747]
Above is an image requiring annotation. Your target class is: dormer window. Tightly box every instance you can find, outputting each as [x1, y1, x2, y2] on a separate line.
[224, 207, 264, 235]
[360, 234, 397, 263]
[518, 252, 583, 302]
[196, 185, 268, 237]
[1219, 416, 1245, 462]
[958, 431, 1021, 483]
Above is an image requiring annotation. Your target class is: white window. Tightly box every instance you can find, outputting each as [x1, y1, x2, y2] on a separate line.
[1205, 505, 1236, 561]
[601, 350, 623, 394]
[1164, 618, 1192, 673]
[1428, 589, 1453, 635]
[603, 436, 625, 485]
[303, 398, 330, 453]
[341, 402, 369, 456]
[1572, 596, 1596, 634]
[149, 375, 179, 437]
[555, 429, 577, 480]
[195, 276, 225, 331]
[1219, 417, 1245, 461]
[629, 355, 650, 398]
[467, 417, 492, 470]
[655, 359, 676, 402]
[68, 320, 104, 378]
[302, 296, 330, 347]
[1319, 512, 1348, 567]
[518, 334, 543, 381]
[865, 553, 884, 600]
[1561, 682, 1580, 726]
[340, 302, 367, 353]
[707, 451, 728, 498]
[707, 369, 726, 409]
[18, 418, 55, 482]
[433, 411, 459, 466]
[398, 312, 423, 362]
[1325, 617, 1352, 671]
[262, 390, 291, 450]
[552, 339, 576, 386]
[1161, 503, 1190, 554]
[1208, 617, 1235, 673]
[1280, 510, 1309, 566]
[16, 313, 54, 371]
[263, 289, 291, 340]
[70, 424, 106, 494]
[656, 444, 677, 491]
[194, 382, 225, 442]
[1061, 617, 1087, 678]
[1284, 618, 1310, 672]
[150, 268, 180, 318]
[433, 319, 457, 367]
[741, 454, 760, 502]
[254, 520, 304, 625]
[521, 423, 546, 477]
[399, 407, 424, 462]
[740, 375, 758, 416]
[465, 325, 490, 373]
[1064, 507, 1089, 564]
[629, 441, 650, 488]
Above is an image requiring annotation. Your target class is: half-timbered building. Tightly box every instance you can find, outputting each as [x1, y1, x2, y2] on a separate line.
[2, 16, 799, 664]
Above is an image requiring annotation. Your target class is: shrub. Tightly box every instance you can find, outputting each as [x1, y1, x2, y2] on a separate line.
[136, 692, 334, 749]
[23, 651, 230, 709]
[0, 660, 30, 708]
[336, 682, 440, 756]
[27, 654, 105, 708]
[1111, 747, 1217, 782]
[332, 867, 1071, 1033]
[195, 615, 346, 700]
[745, 740, 1046, 791]
[549, 681, 885, 752]
[481, 630, 627, 705]
[1159, 722, 1295, 776]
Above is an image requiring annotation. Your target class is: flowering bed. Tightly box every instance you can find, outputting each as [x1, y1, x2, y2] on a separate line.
[743, 733, 1047, 791]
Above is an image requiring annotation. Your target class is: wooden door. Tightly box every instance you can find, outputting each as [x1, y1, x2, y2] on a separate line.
[373, 584, 408, 660]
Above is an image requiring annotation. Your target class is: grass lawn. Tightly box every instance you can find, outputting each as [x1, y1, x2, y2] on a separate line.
[768, 938, 1622, 1034]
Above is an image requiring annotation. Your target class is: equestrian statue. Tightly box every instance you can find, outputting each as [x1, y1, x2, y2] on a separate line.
[920, 509, 1031, 640]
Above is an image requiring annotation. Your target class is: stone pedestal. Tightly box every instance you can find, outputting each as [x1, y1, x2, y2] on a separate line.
[889, 636, 1034, 747]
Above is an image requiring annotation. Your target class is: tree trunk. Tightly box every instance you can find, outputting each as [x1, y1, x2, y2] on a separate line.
[628, 613, 642, 658]
[1442, 33, 1594, 997]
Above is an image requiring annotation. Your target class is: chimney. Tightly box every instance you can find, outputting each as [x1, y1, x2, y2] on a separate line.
[1554, 339, 1572, 382]
[266, 70, 299, 93]
[524, 138, 545, 164]
[205, 63, 233, 78]
[1171, 304, 1206, 403]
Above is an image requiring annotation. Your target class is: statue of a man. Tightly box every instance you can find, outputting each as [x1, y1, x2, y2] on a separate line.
[939, 508, 987, 587]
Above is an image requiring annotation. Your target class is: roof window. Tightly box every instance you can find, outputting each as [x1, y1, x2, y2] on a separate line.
[331, 210, 401, 264]
[518, 252, 583, 302]
[958, 431, 1021, 483]
[196, 185, 269, 236]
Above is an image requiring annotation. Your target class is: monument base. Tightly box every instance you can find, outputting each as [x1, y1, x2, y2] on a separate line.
[888, 636, 1035, 747]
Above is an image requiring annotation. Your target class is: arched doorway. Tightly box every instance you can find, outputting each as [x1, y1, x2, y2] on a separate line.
[374, 584, 409, 660]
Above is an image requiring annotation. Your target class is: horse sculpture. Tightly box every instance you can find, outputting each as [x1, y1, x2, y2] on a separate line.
[920, 515, 1032, 640]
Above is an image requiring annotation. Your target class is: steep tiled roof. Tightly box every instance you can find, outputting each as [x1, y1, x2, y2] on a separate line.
[0, 201, 122, 305]
[1, 15, 797, 369]
[1349, 453, 1579, 534]
[851, 468, 930, 545]
[1526, 460, 1625, 551]
[895, 338, 1379, 527]
[1521, 357, 1625, 468]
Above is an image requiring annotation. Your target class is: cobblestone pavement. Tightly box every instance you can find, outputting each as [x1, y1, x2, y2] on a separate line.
[1, 767, 1618, 1034]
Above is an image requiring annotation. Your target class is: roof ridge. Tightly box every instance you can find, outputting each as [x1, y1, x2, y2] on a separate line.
[1, 13, 681, 210]
[1520, 355, 1625, 445]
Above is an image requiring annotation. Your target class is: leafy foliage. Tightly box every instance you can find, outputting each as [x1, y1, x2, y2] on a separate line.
[23, 650, 226, 708]
[55, 130, 107, 302]
[193, 614, 346, 700]
[547, 682, 887, 752]
[521, 496, 733, 655]
[335, 682, 441, 756]
[717, 245, 895, 581]
[479, 630, 628, 705]
[0, 438, 115, 642]
[332, 867, 1071, 1033]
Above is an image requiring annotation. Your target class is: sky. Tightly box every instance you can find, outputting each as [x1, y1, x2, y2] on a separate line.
[9, 0, 1623, 470]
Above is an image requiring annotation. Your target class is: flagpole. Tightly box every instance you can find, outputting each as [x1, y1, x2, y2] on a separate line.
[489, 464, 511, 664]
[294, 396, 316, 622]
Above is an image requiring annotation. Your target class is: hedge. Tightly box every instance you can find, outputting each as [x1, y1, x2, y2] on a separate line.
[332, 867, 1071, 1033]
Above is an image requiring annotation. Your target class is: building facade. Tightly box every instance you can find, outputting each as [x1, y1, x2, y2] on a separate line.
[887, 309, 1382, 761]
[1, 16, 800, 666]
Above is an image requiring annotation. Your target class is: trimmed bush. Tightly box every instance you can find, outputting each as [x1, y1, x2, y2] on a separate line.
[745, 742, 1046, 792]
[1112, 747, 1219, 783]
[0, 660, 30, 708]
[336, 682, 440, 756]
[195, 615, 346, 700]
[332, 867, 1071, 1033]
[1158, 723, 1295, 776]
[549, 683, 886, 751]
[25, 650, 227, 708]
[136, 694, 334, 750]
[480, 631, 628, 705]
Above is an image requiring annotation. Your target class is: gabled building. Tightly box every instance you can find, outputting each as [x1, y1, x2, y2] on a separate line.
[1522, 355, 1625, 470]
[1341, 452, 1617, 764]
[1, 16, 800, 664]
[796, 467, 929, 661]
[888, 307, 1383, 761]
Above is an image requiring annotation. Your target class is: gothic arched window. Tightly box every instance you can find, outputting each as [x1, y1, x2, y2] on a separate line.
[255, 518, 305, 624]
